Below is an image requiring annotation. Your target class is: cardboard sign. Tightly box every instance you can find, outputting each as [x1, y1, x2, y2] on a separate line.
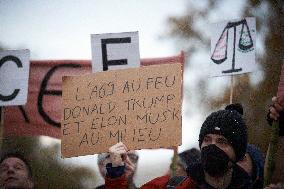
[91, 32, 140, 73]
[61, 63, 182, 158]
[210, 17, 256, 77]
[0, 49, 30, 106]
[3, 52, 185, 138]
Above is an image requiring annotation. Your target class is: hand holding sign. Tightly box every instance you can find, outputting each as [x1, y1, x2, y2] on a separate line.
[109, 142, 128, 167]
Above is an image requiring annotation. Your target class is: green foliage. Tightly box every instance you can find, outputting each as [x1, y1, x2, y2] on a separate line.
[264, 121, 279, 186]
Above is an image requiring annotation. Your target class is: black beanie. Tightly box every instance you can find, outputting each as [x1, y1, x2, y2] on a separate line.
[225, 103, 243, 115]
[199, 109, 247, 162]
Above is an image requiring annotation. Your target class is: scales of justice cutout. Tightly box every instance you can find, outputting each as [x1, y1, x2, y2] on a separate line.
[211, 19, 254, 74]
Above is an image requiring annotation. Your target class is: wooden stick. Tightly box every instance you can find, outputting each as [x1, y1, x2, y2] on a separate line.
[264, 120, 279, 186]
[230, 75, 234, 104]
[170, 146, 178, 177]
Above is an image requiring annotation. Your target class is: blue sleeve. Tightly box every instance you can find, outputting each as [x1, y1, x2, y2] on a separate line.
[106, 163, 125, 178]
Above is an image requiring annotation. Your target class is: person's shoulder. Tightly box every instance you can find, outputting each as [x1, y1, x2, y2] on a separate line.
[187, 162, 204, 185]
[231, 165, 252, 188]
[142, 175, 171, 187]
[94, 185, 105, 189]
[140, 175, 196, 189]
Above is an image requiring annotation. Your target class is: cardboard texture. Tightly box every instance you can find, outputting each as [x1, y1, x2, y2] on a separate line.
[61, 63, 182, 158]
[3, 52, 184, 138]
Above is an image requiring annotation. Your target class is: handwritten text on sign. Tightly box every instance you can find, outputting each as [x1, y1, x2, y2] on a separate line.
[61, 63, 182, 158]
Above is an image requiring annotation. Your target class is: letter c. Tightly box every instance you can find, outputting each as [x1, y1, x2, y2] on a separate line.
[0, 55, 22, 101]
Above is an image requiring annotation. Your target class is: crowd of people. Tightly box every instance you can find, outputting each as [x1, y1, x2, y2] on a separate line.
[1, 97, 284, 189]
[100, 98, 284, 189]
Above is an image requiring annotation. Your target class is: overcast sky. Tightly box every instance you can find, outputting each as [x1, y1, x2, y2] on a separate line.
[0, 0, 187, 59]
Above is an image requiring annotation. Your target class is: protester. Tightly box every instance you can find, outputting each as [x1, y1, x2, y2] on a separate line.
[0, 153, 34, 189]
[104, 107, 251, 188]
[237, 144, 264, 189]
[169, 148, 200, 177]
[95, 150, 139, 189]
[226, 103, 265, 188]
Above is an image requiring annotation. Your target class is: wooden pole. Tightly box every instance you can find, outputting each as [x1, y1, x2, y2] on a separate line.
[264, 120, 279, 186]
[170, 146, 178, 177]
[230, 75, 234, 104]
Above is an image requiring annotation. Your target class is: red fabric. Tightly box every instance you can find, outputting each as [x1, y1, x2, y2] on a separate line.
[105, 175, 197, 189]
[277, 60, 284, 97]
[105, 175, 129, 189]
[3, 52, 185, 139]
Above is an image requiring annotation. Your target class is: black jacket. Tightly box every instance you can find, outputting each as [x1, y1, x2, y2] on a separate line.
[187, 162, 252, 189]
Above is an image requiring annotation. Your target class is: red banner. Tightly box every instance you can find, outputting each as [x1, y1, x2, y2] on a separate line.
[3, 52, 184, 139]
[277, 60, 284, 97]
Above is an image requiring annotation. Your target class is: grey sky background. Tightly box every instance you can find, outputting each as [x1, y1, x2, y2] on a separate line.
[0, 0, 186, 59]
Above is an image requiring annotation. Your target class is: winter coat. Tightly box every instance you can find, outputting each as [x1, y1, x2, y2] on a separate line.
[105, 174, 194, 189]
[105, 163, 252, 189]
[187, 162, 252, 189]
[95, 183, 138, 189]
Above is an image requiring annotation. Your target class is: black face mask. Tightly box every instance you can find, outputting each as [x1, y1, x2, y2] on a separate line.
[201, 144, 231, 177]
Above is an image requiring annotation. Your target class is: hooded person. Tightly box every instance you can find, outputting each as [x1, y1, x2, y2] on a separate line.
[187, 107, 251, 188]
[104, 107, 252, 189]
